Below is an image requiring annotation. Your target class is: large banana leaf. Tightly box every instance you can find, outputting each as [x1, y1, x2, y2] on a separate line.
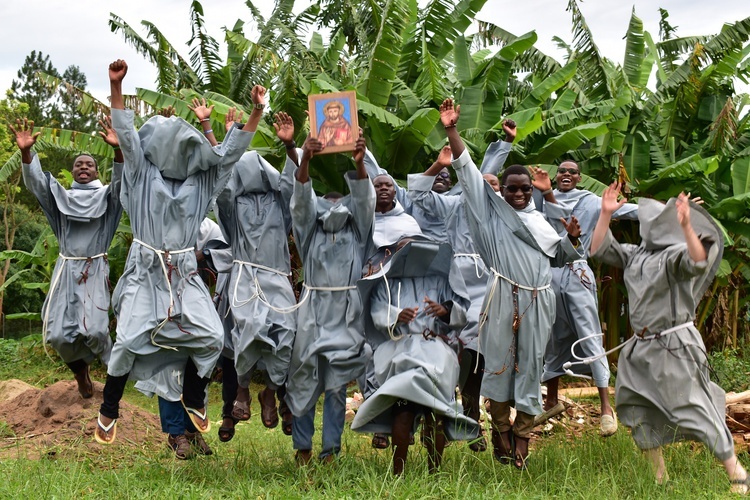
[380, 108, 440, 175]
[517, 61, 577, 111]
[529, 122, 610, 164]
[622, 9, 652, 90]
[731, 156, 750, 196]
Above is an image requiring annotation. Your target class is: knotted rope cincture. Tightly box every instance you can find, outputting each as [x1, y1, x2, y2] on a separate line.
[133, 238, 194, 351]
[562, 321, 694, 378]
[454, 253, 485, 279]
[476, 268, 550, 374]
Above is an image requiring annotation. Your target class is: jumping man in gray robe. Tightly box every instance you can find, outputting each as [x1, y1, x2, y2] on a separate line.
[530, 162, 638, 436]
[406, 121, 515, 452]
[286, 134, 374, 464]
[95, 59, 254, 445]
[441, 98, 583, 469]
[11, 116, 123, 399]
[590, 185, 749, 492]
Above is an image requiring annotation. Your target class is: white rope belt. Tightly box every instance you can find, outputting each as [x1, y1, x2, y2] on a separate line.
[133, 238, 194, 351]
[475, 268, 551, 373]
[42, 252, 107, 359]
[231, 259, 295, 313]
[454, 253, 485, 278]
[566, 259, 588, 265]
[562, 321, 695, 378]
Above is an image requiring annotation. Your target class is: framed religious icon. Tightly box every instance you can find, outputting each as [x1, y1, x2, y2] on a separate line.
[308, 91, 359, 154]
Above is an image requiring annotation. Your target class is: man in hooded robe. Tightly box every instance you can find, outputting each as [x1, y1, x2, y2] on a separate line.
[10, 116, 123, 399]
[440, 98, 583, 470]
[530, 162, 638, 436]
[590, 186, 749, 492]
[215, 109, 297, 434]
[352, 238, 478, 474]
[94, 59, 254, 445]
[284, 134, 374, 465]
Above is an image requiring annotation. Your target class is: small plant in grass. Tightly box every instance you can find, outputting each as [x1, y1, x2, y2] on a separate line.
[708, 347, 750, 393]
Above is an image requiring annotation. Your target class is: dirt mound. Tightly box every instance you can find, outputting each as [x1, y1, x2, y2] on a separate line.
[0, 379, 162, 460]
[0, 379, 36, 402]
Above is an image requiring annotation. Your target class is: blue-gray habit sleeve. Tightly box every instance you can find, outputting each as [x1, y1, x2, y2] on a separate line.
[590, 230, 638, 269]
[21, 153, 55, 216]
[207, 128, 253, 199]
[612, 202, 639, 220]
[406, 173, 459, 218]
[346, 172, 376, 241]
[290, 175, 318, 258]
[108, 162, 124, 212]
[278, 152, 296, 233]
[452, 149, 496, 225]
[663, 240, 714, 281]
[478, 140, 512, 176]
[111, 108, 148, 194]
[370, 281, 404, 336]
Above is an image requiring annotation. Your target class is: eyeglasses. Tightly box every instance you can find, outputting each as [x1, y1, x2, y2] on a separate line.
[557, 167, 579, 175]
[502, 185, 533, 193]
[436, 172, 451, 179]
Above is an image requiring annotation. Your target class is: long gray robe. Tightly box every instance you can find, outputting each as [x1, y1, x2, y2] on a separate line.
[591, 198, 733, 459]
[109, 108, 252, 380]
[135, 218, 232, 401]
[215, 151, 296, 386]
[352, 241, 478, 439]
[285, 171, 375, 416]
[22, 153, 122, 365]
[452, 150, 583, 415]
[540, 189, 638, 385]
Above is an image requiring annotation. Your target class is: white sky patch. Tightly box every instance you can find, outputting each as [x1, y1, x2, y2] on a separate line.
[0, 0, 747, 103]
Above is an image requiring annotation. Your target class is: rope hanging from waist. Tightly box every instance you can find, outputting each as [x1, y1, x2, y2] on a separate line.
[133, 238, 194, 351]
[454, 253, 485, 279]
[475, 268, 550, 374]
[231, 259, 294, 312]
[42, 252, 107, 360]
[562, 321, 695, 378]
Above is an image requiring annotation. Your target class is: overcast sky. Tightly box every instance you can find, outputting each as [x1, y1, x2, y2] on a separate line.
[1, 0, 747, 103]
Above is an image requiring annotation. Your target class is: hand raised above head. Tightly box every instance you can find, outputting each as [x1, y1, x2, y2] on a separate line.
[601, 182, 627, 215]
[503, 119, 517, 142]
[97, 116, 118, 147]
[352, 136, 367, 164]
[251, 85, 267, 107]
[530, 166, 552, 192]
[225, 107, 245, 132]
[273, 112, 295, 144]
[676, 192, 692, 228]
[439, 98, 460, 128]
[108, 59, 128, 82]
[9, 118, 40, 151]
[188, 97, 214, 121]
[301, 135, 324, 161]
[436, 146, 452, 167]
[157, 105, 175, 118]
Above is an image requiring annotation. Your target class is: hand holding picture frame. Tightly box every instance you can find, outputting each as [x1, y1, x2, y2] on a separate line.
[308, 91, 359, 154]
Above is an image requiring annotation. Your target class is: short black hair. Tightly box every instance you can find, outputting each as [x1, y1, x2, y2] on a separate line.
[324, 191, 344, 200]
[500, 164, 530, 185]
[74, 153, 98, 171]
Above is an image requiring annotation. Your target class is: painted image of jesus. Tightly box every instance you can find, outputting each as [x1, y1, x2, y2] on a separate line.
[318, 100, 353, 147]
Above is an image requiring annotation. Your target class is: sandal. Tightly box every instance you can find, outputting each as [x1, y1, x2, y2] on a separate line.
[181, 396, 211, 433]
[372, 433, 390, 449]
[231, 399, 251, 421]
[513, 434, 530, 470]
[218, 416, 238, 442]
[258, 388, 279, 429]
[94, 414, 117, 445]
[491, 429, 512, 464]
[730, 476, 750, 495]
[279, 397, 293, 436]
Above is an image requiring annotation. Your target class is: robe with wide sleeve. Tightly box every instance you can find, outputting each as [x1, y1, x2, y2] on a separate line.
[109, 109, 252, 380]
[351, 242, 478, 439]
[452, 150, 582, 415]
[22, 153, 123, 365]
[591, 198, 733, 460]
[215, 151, 296, 387]
[285, 171, 375, 416]
[541, 190, 638, 384]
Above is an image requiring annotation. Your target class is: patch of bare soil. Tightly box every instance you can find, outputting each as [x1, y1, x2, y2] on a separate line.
[0, 379, 162, 460]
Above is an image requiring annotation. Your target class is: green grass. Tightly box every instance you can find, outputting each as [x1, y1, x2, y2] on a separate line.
[0, 337, 745, 498]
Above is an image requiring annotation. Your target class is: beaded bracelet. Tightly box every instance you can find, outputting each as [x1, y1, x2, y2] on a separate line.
[203, 129, 213, 135]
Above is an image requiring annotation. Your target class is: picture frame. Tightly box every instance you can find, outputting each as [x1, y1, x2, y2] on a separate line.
[308, 91, 359, 154]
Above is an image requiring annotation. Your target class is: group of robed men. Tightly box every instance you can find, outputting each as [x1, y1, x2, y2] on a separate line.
[11, 58, 750, 490]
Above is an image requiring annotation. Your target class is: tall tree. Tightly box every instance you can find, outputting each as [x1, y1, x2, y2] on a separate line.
[9, 51, 62, 126]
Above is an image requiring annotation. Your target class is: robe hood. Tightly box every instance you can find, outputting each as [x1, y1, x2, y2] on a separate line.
[49, 177, 109, 221]
[138, 115, 222, 180]
[638, 197, 723, 299]
[235, 151, 281, 194]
